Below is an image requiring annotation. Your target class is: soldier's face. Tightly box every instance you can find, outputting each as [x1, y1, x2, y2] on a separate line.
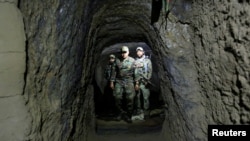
[121, 51, 129, 59]
[137, 50, 144, 57]
[109, 58, 115, 63]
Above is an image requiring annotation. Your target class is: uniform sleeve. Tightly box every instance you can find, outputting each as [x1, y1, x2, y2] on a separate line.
[104, 65, 109, 80]
[147, 59, 153, 79]
[110, 59, 119, 82]
[115, 59, 121, 68]
[133, 60, 140, 82]
[110, 65, 115, 82]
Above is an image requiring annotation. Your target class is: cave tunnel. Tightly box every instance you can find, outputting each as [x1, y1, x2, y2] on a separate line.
[1, 0, 250, 141]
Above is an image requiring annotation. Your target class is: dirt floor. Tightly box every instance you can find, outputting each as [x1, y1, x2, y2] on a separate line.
[89, 132, 163, 141]
[90, 111, 165, 141]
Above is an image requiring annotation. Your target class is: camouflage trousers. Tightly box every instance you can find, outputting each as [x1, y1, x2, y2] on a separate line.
[135, 83, 150, 113]
[113, 80, 135, 115]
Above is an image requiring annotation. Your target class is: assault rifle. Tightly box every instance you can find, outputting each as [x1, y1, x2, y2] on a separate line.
[139, 74, 155, 88]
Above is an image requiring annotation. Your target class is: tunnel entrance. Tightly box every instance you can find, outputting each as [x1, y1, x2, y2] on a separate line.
[94, 42, 165, 134]
[18, 0, 204, 140]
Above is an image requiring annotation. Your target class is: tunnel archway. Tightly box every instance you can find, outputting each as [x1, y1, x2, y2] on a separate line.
[79, 1, 175, 139]
[83, 0, 172, 128]
[20, 0, 193, 140]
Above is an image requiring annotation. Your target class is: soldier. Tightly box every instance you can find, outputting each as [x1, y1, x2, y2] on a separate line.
[110, 46, 138, 123]
[104, 54, 117, 81]
[103, 54, 118, 115]
[134, 47, 152, 120]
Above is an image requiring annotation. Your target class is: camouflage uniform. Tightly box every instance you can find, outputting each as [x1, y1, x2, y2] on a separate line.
[110, 52, 137, 121]
[103, 54, 118, 114]
[134, 54, 152, 115]
[104, 58, 116, 80]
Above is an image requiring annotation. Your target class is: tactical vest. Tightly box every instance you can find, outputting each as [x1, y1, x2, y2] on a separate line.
[135, 55, 151, 80]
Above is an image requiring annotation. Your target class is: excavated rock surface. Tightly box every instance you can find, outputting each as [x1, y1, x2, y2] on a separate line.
[191, 0, 250, 130]
[20, 0, 96, 140]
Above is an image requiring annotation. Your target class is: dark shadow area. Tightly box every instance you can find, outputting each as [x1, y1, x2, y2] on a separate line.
[93, 42, 164, 134]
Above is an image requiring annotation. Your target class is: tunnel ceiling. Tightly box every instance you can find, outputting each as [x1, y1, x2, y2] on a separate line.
[88, 0, 155, 50]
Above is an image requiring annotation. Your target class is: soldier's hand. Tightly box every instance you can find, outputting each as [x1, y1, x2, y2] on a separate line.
[110, 82, 114, 90]
[135, 84, 140, 91]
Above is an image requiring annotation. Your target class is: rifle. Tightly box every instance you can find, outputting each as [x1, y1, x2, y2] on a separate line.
[139, 74, 156, 88]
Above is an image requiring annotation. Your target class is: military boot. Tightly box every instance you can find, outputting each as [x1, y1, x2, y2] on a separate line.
[123, 112, 132, 123]
[144, 110, 150, 119]
[114, 98, 123, 121]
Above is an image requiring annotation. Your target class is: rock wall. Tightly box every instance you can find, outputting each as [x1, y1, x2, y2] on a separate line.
[191, 0, 250, 125]
[0, 0, 30, 141]
[154, 1, 250, 140]
[153, 7, 206, 141]
[20, 0, 97, 140]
